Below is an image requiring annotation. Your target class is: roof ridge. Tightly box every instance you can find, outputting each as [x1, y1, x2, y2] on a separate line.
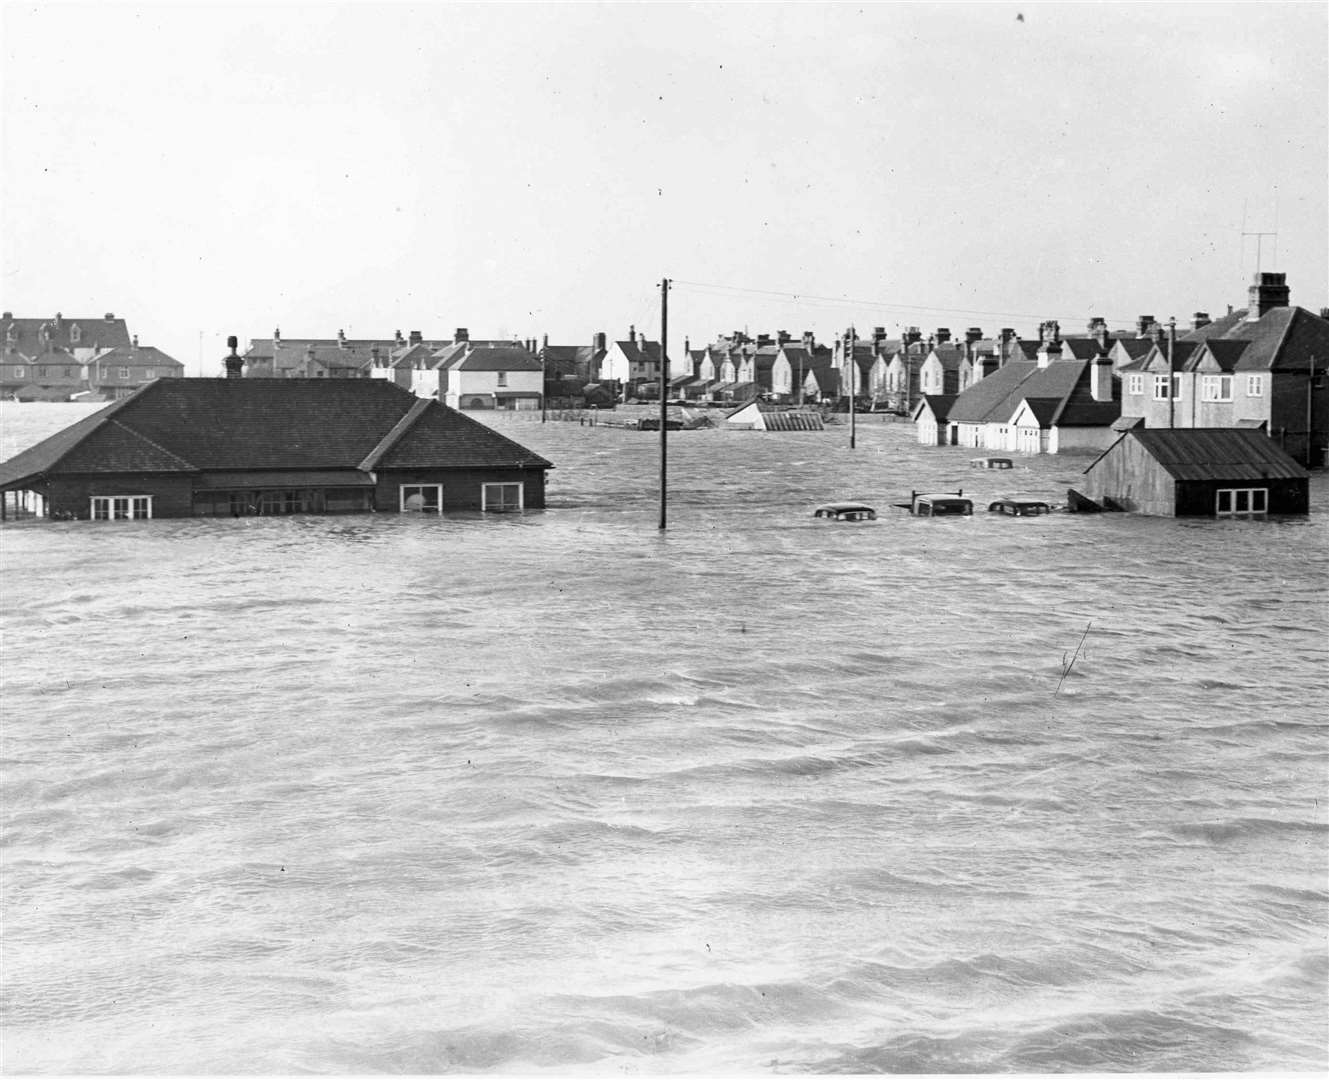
[105, 416, 199, 471]
[358, 396, 433, 471]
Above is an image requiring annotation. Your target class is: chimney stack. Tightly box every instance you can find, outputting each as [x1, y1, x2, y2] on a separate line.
[934, 327, 952, 345]
[1191, 312, 1211, 330]
[454, 327, 469, 344]
[223, 335, 244, 378]
[1136, 315, 1156, 337]
[1091, 354, 1114, 402]
[273, 327, 282, 346]
[409, 330, 423, 346]
[337, 329, 347, 348]
[1246, 272, 1290, 320]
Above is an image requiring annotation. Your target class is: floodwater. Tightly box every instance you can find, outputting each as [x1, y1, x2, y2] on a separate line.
[1, 401, 1326, 1074]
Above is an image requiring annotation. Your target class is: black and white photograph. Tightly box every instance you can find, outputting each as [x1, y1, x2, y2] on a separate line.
[2, 1, 1326, 1075]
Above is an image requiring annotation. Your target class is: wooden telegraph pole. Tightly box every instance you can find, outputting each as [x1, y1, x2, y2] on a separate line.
[847, 325, 858, 449]
[659, 278, 670, 530]
[1167, 317, 1177, 429]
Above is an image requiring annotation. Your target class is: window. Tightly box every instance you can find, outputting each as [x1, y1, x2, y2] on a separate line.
[1245, 374, 1263, 397]
[1215, 487, 1267, 518]
[1152, 374, 1183, 399]
[496, 371, 508, 387]
[145, 368, 155, 380]
[400, 484, 442, 513]
[118, 367, 130, 379]
[13, 366, 23, 378]
[260, 490, 308, 514]
[63, 367, 73, 377]
[90, 495, 152, 520]
[1127, 373, 1143, 395]
[481, 482, 523, 512]
[1201, 374, 1233, 402]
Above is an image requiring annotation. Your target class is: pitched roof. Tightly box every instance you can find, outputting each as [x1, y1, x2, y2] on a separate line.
[1, 314, 132, 354]
[946, 360, 1038, 423]
[85, 344, 184, 369]
[0, 379, 553, 487]
[447, 346, 541, 372]
[1107, 428, 1309, 482]
[913, 394, 957, 422]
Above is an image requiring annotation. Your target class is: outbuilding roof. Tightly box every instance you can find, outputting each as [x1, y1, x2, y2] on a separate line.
[1094, 428, 1309, 482]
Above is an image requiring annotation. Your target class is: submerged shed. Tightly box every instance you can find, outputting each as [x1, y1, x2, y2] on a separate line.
[1078, 428, 1309, 517]
[724, 401, 825, 431]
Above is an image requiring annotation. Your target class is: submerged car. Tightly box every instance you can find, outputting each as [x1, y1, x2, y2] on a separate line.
[813, 502, 877, 521]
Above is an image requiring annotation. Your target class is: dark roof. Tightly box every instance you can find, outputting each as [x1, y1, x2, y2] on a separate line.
[86, 344, 184, 369]
[1180, 309, 1248, 341]
[0, 379, 552, 488]
[1190, 339, 1252, 372]
[447, 347, 541, 372]
[1, 314, 132, 355]
[1102, 428, 1309, 482]
[1021, 398, 1062, 426]
[912, 394, 958, 422]
[946, 360, 1038, 422]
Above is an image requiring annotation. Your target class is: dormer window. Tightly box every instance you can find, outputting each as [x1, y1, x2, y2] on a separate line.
[69, 323, 82, 344]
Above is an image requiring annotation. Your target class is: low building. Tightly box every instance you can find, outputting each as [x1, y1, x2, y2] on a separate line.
[1078, 428, 1309, 517]
[0, 376, 554, 520]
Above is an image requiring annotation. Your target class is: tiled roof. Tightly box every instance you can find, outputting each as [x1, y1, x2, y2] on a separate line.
[946, 360, 1038, 423]
[913, 394, 957, 422]
[0, 379, 553, 487]
[1117, 428, 1309, 482]
[1, 314, 131, 354]
[448, 347, 541, 372]
[86, 344, 184, 369]
[1219, 307, 1329, 372]
[1180, 309, 1248, 341]
[1189, 339, 1251, 372]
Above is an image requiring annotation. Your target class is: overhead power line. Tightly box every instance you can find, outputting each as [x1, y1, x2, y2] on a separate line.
[670, 278, 1149, 327]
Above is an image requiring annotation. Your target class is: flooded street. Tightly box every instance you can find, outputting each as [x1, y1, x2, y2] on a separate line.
[2, 402, 1326, 1073]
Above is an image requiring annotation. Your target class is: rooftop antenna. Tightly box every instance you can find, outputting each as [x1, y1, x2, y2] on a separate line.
[1240, 199, 1279, 277]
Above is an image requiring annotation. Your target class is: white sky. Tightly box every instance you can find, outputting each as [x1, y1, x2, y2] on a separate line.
[3, 1, 1326, 375]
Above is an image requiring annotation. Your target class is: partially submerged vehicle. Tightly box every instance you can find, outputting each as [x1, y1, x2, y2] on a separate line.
[988, 498, 1052, 516]
[895, 490, 973, 516]
[970, 457, 1014, 470]
[813, 502, 877, 521]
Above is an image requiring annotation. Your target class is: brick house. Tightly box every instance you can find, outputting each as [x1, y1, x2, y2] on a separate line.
[0, 377, 553, 520]
[1116, 275, 1329, 465]
[2, 312, 181, 400]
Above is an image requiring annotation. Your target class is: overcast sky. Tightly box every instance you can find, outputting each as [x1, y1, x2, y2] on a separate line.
[3, 1, 1326, 374]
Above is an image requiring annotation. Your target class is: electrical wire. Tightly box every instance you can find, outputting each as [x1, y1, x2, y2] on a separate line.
[671, 278, 1155, 328]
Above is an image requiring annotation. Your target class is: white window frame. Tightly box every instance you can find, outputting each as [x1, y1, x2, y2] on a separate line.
[1152, 374, 1171, 400]
[13, 366, 23, 378]
[399, 483, 443, 514]
[90, 495, 152, 521]
[118, 366, 130, 379]
[1245, 374, 1263, 397]
[145, 368, 156, 380]
[481, 482, 524, 512]
[496, 371, 508, 387]
[1127, 373, 1143, 395]
[1201, 374, 1234, 402]
[1215, 487, 1267, 518]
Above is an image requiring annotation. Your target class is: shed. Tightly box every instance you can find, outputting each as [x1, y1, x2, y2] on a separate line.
[0, 378, 554, 521]
[723, 401, 824, 431]
[1078, 428, 1309, 517]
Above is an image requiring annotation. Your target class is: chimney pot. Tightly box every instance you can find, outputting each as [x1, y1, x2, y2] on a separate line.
[104, 312, 115, 321]
[223, 335, 244, 378]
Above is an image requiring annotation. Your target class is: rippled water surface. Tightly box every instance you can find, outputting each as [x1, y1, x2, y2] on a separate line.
[2, 402, 1326, 1074]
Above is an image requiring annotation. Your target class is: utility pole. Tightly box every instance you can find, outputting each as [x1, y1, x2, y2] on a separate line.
[1167, 317, 1176, 429]
[659, 277, 670, 531]
[540, 344, 547, 423]
[1309, 354, 1318, 468]
[847, 325, 857, 449]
